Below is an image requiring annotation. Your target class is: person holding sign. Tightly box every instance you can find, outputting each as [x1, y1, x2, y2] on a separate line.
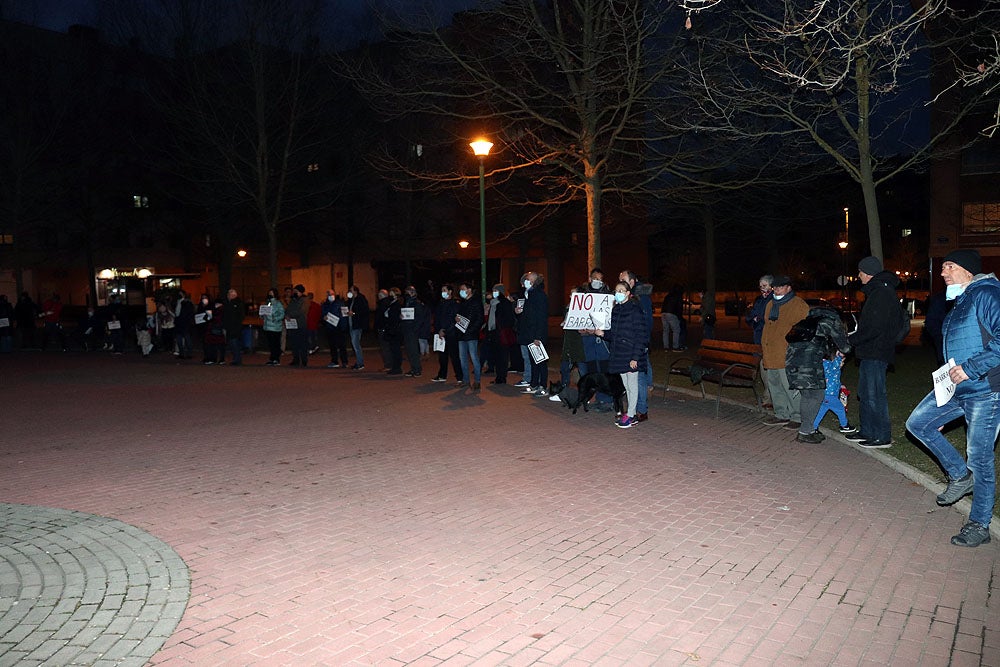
[905, 250, 1000, 548]
[322, 290, 349, 368]
[401, 286, 429, 377]
[456, 283, 485, 391]
[432, 285, 463, 384]
[597, 281, 649, 428]
[517, 272, 549, 396]
[0, 294, 13, 353]
[285, 285, 310, 367]
[260, 289, 285, 366]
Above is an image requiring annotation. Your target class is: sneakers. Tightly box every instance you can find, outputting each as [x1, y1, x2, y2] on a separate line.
[404, 371, 421, 377]
[782, 421, 802, 431]
[615, 415, 637, 429]
[350, 363, 365, 370]
[936, 472, 974, 506]
[838, 423, 857, 434]
[522, 385, 537, 394]
[327, 363, 341, 369]
[548, 394, 563, 402]
[796, 431, 825, 444]
[843, 432, 869, 443]
[858, 439, 892, 449]
[535, 388, 548, 396]
[514, 380, 531, 388]
[762, 417, 789, 426]
[950, 521, 991, 547]
[455, 380, 466, 387]
[431, 376, 447, 382]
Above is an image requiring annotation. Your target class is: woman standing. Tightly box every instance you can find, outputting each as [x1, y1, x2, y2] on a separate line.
[260, 289, 285, 366]
[599, 281, 649, 429]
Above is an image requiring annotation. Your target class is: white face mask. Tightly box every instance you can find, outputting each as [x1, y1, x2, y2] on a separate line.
[327, 295, 334, 302]
[459, 289, 468, 299]
[492, 290, 500, 299]
[524, 279, 532, 290]
[591, 279, 603, 290]
[773, 293, 786, 301]
[945, 283, 967, 300]
[441, 292, 450, 300]
[346, 291, 354, 299]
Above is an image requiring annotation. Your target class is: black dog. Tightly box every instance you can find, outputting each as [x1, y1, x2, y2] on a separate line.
[569, 372, 626, 415]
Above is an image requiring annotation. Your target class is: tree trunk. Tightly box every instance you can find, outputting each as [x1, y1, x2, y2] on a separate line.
[701, 206, 717, 326]
[585, 172, 602, 271]
[854, 8, 884, 262]
[267, 224, 278, 289]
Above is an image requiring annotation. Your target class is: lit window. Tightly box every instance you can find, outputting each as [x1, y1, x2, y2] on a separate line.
[901, 229, 912, 237]
[133, 195, 148, 208]
[962, 202, 1000, 233]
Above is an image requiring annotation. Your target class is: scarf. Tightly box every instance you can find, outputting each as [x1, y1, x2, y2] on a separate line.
[768, 289, 796, 321]
[488, 299, 499, 330]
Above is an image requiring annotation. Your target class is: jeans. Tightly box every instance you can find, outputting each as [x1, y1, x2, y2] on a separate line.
[858, 359, 890, 442]
[560, 359, 588, 386]
[520, 345, 532, 381]
[906, 390, 1000, 527]
[459, 340, 481, 384]
[176, 330, 193, 358]
[349, 328, 364, 366]
[228, 333, 243, 364]
[636, 354, 651, 414]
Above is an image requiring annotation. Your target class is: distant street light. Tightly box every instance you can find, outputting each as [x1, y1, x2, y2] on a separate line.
[838, 235, 849, 307]
[458, 240, 470, 249]
[470, 138, 493, 298]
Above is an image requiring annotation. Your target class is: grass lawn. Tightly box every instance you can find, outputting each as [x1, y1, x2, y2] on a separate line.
[647, 341, 999, 519]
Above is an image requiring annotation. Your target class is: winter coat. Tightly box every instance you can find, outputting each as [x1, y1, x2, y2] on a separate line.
[322, 298, 349, 331]
[306, 299, 322, 331]
[848, 270, 902, 363]
[456, 295, 484, 341]
[745, 293, 772, 345]
[633, 281, 654, 346]
[346, 293, 369, 332]
[434, 297, 460, 337]
[401, 295, 430, 339]
[175, 299, 195, 334]
[222, 298, 245, 340]
[943, 273, 1000, 396]
[605, 298, 649, 374]
[517, 287, 548, 345]
[760, 292, 810, 369]
[261, 298, 285, 333]
[285, 295, 307, 330]
[785, 307, 851, 390]
[377, 298, 402, 340]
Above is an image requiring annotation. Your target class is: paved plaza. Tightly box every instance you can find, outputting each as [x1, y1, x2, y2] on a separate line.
[1, 352, 998, 665]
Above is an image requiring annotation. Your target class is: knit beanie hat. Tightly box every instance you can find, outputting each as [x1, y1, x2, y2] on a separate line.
[943, 249, 982, 276]
[857, 256, 882, 276]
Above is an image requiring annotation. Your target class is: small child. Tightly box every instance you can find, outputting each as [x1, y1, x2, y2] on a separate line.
[812, 353, 855, 434]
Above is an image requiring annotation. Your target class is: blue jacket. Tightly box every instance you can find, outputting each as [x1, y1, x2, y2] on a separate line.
[606, 298, 648, 374]
[943, 273, 1000, 396]
[322, 298, 348, 331]
[746, 294, 771, 345]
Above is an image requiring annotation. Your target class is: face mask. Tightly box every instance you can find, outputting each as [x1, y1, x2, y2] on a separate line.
[773, 293, 786, 301]
[492, 290, 500, 299]
[614, 292, 626, 304]
[441, 292, 450, 300]
[524, 280, 532, 290]
[327, 295, 334, 302]
[459, 289, 468, 299]
[201, 299, 209, 305]
[591, 280, 603, 290]
[946, 283, 967, 300]
[346, 292, 353, 299]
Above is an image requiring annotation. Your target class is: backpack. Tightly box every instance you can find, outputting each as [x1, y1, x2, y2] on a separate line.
[894, 301, 911, 344]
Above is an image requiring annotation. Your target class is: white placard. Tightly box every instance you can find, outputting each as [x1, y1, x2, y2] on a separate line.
[107, 320, 121, 330]
[341, 306, 350, 317]
[194, 312, 207, 324]
[455, 315, 470, 333]
[0, 318, 8, 328]
[933, 358, 957, 407]
[516, 299, 525, 309]
[562, 292, 614, 330]
[324, 312, 340, 326]
[433, 333, 446, 352]
[400, 307, 414, 321]
[258, 304, 273, 317]
[285, 318, 298, 330]
[528, 341, 549, 363]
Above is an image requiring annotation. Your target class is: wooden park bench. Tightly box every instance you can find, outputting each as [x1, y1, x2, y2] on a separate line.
[662, 339, 763, 417]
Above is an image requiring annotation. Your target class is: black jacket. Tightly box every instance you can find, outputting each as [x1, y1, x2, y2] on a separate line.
[456, 295, 484, 341]
[848, 270, 900, 363]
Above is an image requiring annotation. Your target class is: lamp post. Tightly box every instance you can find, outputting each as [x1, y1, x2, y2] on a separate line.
[236, 249, 248, 300]
[838, 237, 849, 307]
[470, 138, 493, 299]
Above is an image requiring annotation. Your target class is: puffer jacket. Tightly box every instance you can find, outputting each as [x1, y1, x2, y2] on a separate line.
[848, 269, 901, 363]
[943, 273, 1000, 396]
[261, 298, 285, 333]
[785, 307, 851, 390]
[605, 298, 648, 374]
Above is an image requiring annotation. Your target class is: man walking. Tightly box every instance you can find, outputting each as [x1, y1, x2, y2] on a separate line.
[760, 275, 810, 430]
[843, 256, 901, 448]
[905, 249, 1000, 547]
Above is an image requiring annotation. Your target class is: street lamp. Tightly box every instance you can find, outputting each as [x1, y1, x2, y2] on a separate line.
[236, 249, 248, 298]
[470, 138, 493, 298]
[838, 236, 849, 307]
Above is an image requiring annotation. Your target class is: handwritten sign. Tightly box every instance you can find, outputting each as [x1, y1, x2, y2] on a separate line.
[933, 358, 957, 407]
[563, 292, 614, 330]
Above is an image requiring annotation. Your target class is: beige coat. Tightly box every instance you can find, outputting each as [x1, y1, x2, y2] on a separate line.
[760, 295, 810, 369]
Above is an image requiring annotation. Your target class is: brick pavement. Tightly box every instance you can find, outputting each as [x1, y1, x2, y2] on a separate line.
[0, 352, 998, 666]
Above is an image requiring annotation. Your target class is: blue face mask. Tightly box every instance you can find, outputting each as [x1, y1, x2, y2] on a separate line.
[441, 292, 450, 300]
[459, 289, 468, 299]
[945, 283, 967, 300]
[523, 280, 532, 290]
[614, 292, 626, 304]
[492, 290, 499, 299]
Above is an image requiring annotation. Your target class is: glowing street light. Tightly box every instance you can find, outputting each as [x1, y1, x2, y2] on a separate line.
[469, 138, 493, 298]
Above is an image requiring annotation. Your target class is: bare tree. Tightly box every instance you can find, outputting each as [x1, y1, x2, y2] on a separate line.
[683, 0, 990, 261]
[344, 0, 738, 271]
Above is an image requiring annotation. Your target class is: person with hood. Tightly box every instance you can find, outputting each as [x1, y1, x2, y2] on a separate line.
[906, 249, 1000, 548]
[260, 288, 285, 366]
[345, 285, 369, 370]
[455, 282, 485, 390]
[843, 256, 903, 448]
[285, 284, 310, 367]
[784, 304, 851, 443]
